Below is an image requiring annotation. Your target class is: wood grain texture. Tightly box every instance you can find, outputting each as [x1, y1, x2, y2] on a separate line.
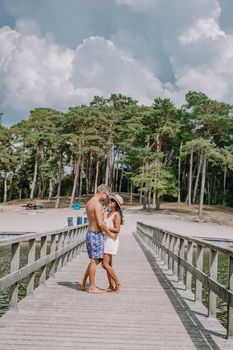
[0, 218, 231, 349]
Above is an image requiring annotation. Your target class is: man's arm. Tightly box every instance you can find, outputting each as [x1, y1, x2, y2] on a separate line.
[95, 204, 116, 239]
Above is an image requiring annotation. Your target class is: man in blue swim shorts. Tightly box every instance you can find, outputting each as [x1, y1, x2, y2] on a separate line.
[79, 184, 116, 293]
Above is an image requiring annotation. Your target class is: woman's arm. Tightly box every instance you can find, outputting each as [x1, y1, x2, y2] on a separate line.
[95, 204, 116, 239]
[110, 212, 121, 234]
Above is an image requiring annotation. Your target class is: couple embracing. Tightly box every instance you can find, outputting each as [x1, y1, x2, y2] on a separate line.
[79, 184, 123, 293]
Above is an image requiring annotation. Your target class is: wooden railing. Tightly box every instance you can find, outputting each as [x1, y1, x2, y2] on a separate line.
[0, 225, 87, 311]
[137, 221, 233, 338]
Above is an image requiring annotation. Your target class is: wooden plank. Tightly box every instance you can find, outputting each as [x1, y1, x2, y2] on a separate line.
[0, 223, 200, 350]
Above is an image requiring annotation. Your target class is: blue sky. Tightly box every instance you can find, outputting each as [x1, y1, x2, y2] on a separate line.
[0, 0, 233, 125]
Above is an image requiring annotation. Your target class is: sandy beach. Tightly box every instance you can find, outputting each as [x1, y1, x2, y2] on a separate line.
[0, 204, 86, 233]
[0, 203, 232, 241]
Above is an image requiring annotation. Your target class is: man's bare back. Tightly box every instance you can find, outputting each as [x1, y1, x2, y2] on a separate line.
[86, 197, 104, 232]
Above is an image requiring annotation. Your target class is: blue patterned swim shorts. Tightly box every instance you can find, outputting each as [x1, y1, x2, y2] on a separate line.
[86, 230, 104, 259]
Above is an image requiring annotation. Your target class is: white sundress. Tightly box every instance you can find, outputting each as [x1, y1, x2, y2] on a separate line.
[104, 212, 119, 255]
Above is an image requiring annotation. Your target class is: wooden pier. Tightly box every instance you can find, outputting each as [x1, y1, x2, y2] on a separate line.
[0, 219, 233, 349]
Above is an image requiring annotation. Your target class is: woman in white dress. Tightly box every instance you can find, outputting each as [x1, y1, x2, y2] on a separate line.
[102, 194, 123, 292]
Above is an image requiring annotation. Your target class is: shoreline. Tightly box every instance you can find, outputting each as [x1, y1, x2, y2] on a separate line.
[0, 203, 232, 241]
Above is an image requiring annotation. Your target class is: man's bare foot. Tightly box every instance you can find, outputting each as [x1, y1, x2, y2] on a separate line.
[79, 281, 86, 291]
[87, 287, 103, 294]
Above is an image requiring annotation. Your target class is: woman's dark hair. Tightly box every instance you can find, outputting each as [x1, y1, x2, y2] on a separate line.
[111, 198, 124, 225]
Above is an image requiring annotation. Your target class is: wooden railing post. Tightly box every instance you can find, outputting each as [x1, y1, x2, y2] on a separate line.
[173, 237, 179, 277]
[136, 221, 233, 337]
[57, 232, 64, 271]
[9, 243, 20, 310]
[208, 249, 218, 319]
[178, 238, 185, 283]
[155, 230, 159, 257]
[186, 241, 193, 291]
[49, 234, 57, 277]
[165, 233, 169, 267]
[62, 231, 69, 266]
[153, 228, 157, 255]
[27, 238, 36, 296]
[195, 244, 203, 303]
[227, 256, 233, 338]
[40, 236, 47, 285]
[168, 235, 174, 271]
[67, 230, 73, 262]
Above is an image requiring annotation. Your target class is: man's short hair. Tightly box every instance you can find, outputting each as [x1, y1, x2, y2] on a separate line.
[97, 184, 110, 195]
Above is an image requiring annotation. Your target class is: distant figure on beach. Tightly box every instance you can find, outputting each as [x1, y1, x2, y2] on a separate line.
[79, 184, 117, 293]
[26, 200, 44, 210]
[102, 194, 123, 292]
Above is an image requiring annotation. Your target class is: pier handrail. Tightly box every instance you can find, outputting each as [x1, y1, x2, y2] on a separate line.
[0, 224, 88, 311]
[137, 221, 233, 339]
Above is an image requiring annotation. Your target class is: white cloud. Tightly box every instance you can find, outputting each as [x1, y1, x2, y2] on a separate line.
[0, 24, 76, 110]
[114, 0, 157, 11]
[0, 23, 171, 113]
[179, 18, 225, 44]
[1, 0, 233, 124]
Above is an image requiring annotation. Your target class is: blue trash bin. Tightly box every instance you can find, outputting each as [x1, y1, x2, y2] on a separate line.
[77, 216, 82, 225]
[67, 217, 73, 227]
[84, 217, 88, 224]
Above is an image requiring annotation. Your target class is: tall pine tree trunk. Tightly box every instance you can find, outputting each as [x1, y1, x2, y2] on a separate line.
[223, 167, 227, 206]
[193, 155, 203, 204]
[111, 148, 116, 190]
[178, 142, 182, 203]
[105, 148, 112, 187]
[130, 183, 133, 204]
[156, 195, 160, 210]
[48, 178, 53, 201]
[79, 157, 83, 200]
[119, 163, 123, 193]
[198, 155, 207, 219]
[188, 148, 193, 207]
[94, 159, 100, 194]
[207, 178, 211, 205]
[139, 190, 142, 205]
[147, 191, 151, 210]
[55, 153, 63, 209]
[70, 154, 81, 207]
[115, 161, 119, 192]
[3, 171, 7, 202]
[88, 152, 93, 193]
[30, 157, 38, 199]
[152, 189, 156, 208]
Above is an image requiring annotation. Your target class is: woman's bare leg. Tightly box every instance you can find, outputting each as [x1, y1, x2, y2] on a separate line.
[102, 254, 120, 292]
[102, 254, 115, 291]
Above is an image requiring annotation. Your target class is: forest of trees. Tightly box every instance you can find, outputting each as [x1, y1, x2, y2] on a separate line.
[1, 91, 233, 217]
